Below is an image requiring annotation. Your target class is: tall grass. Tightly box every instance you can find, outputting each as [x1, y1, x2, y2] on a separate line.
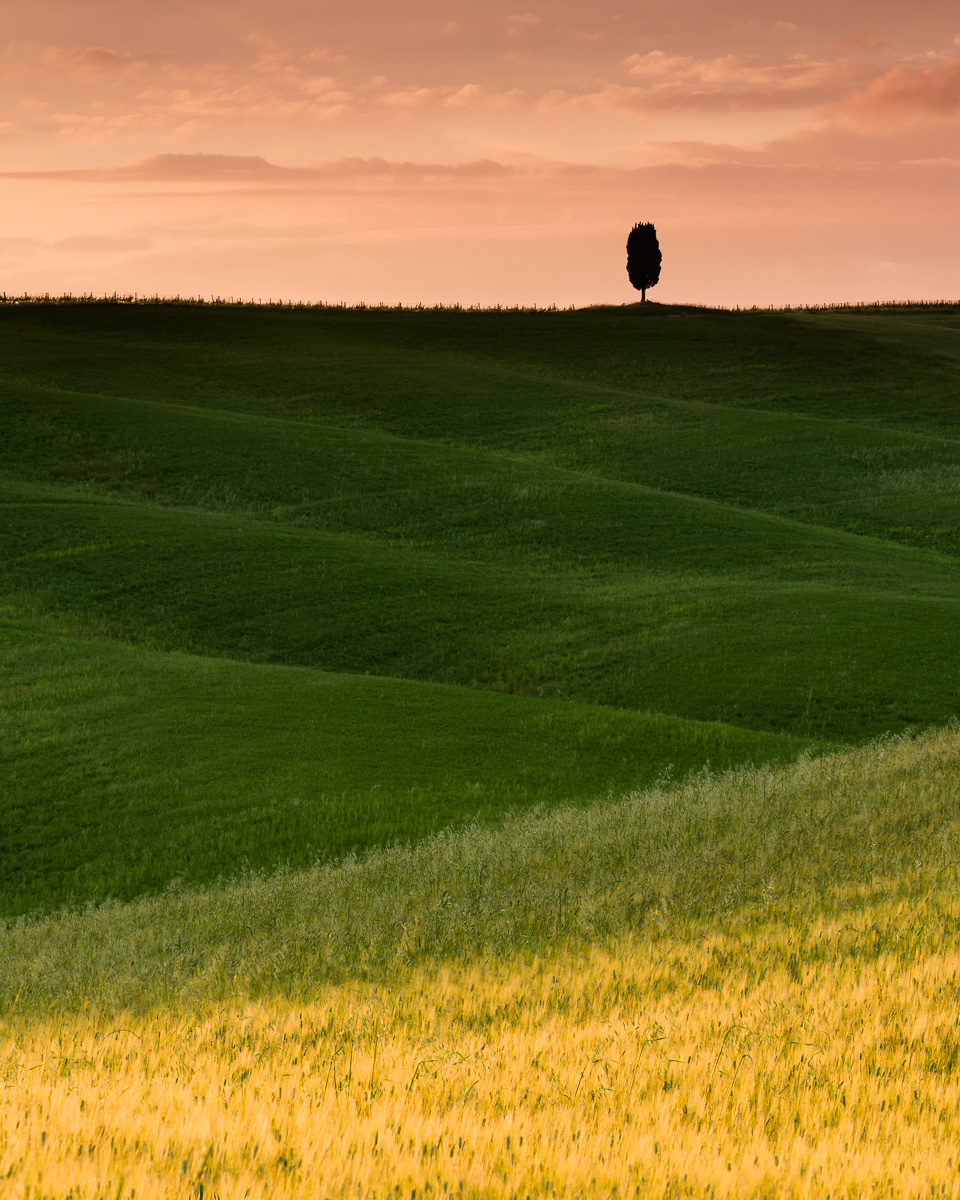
[2, 728, 960, 1196]
[3, 725, 957, 1011]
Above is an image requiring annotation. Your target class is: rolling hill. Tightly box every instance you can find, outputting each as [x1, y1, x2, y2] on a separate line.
[2, 298, 958, 918]
[3, 297, 960, 1198]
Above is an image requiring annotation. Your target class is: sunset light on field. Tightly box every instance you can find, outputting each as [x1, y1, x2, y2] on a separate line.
[2, 0, 958, 307]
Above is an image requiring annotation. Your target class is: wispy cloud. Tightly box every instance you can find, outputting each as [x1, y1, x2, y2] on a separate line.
[506, 13, 544, 36]
[3, 41, 163, 80]
[835, 56, 960, 120]
[544, 50, 877, 114]
[0, 153, 514, 186]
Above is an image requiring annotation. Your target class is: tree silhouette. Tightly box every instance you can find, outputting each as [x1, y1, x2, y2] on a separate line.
[626, 222, 662, 303]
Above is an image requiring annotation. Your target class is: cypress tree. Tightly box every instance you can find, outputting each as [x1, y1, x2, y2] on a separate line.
[626, 222, 662, 303]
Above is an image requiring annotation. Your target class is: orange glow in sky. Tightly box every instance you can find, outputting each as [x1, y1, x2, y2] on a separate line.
[2, 1, 959, 307]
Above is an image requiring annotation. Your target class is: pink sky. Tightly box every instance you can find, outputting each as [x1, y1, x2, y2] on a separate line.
[2, 0, 959, 307]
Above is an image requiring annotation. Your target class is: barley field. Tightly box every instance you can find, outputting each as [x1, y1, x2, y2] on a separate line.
[3, 726, 960, 1198]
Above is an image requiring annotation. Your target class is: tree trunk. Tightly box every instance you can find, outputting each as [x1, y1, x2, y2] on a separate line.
[641, 286, 646, 303]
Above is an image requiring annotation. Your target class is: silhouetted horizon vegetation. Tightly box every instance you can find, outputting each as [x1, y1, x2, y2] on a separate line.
[2, 290, 958, 312]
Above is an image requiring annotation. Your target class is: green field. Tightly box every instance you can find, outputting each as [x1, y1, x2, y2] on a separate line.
[3, 298, 959, 920]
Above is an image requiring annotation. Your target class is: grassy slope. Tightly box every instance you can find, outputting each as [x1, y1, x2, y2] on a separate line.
[5, 302, 959, 434]
[797, 305, 960, 370]
[4, 305, 960, 563]
[2, 301, 959, 918]
[3, 613, 813, 919]
[6, 379, 960, 561]
[5, 476, 960, 739]
[4, 722, 958, 1008]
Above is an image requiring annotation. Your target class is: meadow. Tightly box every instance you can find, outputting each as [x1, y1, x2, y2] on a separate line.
[3, 613, 808, 918]
[1, 297, 959, 1196]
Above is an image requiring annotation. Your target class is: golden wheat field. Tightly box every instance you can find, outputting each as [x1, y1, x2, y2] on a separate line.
[3, 728, 960, 1198]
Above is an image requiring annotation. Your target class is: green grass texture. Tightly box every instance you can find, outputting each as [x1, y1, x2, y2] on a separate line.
[2, 299, 958, 917]
[6, 473, 960, 738]
[1, 614, 811, 919]
[4, 722, 957, 1012]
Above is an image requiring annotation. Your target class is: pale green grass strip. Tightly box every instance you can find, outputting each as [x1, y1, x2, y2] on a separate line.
[3, 724, 958, 1017]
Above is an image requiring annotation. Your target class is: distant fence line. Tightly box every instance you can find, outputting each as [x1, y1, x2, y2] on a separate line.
[0, 292, 958, 313]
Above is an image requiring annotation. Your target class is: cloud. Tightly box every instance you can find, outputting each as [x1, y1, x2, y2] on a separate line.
[2, 40, 356, 132]
[0, 153, 514, 187]
[831, 34, 892, 54]
[381, 87, 444, 109]
[507, 13, 544, 34]
[380, 83, 523, 111]
[0, 149, 923, 201]
[526, 51, 873, 115]
[4, 42, 159, 79]
[767, 110, 960, 170]
[54, 46, 154, 74]
[837, 57, 960, 120]
[443, 84, 524, 109]
[623, 49, 856, 100]
[13, 142, 947, 205]
[0, 154, 293, 183]
[305, 47, 347, 64]
[131, 83, 317, 120]
[299, 77, 353, 102]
